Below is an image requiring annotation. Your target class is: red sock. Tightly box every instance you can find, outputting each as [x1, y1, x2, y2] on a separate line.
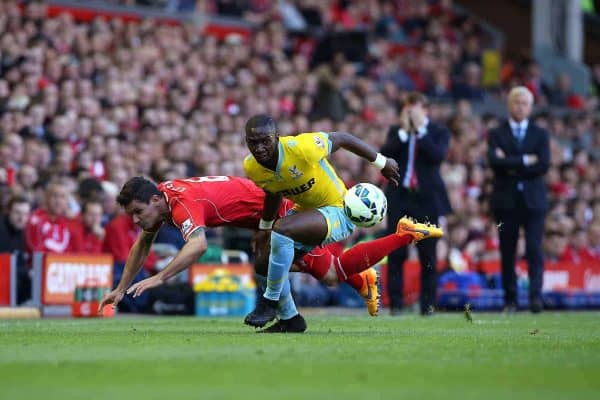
[299, 247, 333, 280]
[344, 272, 364, 291]
[335, 233, 413, 280]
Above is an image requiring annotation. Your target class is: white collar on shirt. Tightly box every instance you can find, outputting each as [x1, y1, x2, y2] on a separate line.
[398, 118, 430, 142]
[509, 118, 529, 132]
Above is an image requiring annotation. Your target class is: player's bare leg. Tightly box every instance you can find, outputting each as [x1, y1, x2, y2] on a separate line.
[245, 210, 327, 328]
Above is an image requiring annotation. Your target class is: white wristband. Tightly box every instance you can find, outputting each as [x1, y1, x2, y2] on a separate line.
[259, 218, 274, 230]
[371, 153, 387, 170]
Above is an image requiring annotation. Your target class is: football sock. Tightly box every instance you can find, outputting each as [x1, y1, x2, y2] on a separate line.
[264, 231, 295, 302]
[254, 274, 298, 320]
[277, 279, 299, 320]
[337, 233, 413, 277]
[299, 247, 333, 280]
[344, 271, 365, 291]
[335, 233, 414, 290]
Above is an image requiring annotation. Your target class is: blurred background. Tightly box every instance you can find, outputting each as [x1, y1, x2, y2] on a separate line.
[1, 0, 599, 317]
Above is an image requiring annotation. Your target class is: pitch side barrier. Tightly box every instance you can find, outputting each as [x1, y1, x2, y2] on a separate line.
[30, 252, 113, 316]
[0, 253, 17, 307]
[380, 259, 600, 310]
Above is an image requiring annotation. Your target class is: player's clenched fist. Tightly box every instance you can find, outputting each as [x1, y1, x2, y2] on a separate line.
[98, 289, 125, 313]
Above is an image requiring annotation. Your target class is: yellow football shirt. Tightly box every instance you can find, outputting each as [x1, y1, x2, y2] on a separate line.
[243, 132, 347, 211]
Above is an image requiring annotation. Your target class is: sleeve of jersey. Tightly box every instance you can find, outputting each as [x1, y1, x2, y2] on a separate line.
[243, 156, 256, 180]
[295, 132, 332, 163]
[170, 198, 206, 241]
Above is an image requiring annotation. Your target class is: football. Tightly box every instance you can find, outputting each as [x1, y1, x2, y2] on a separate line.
[343, 183, 387, 228]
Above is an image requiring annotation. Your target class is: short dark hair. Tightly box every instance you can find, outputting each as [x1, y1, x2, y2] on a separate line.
[81, 199, 103, 214]
[245, 114, 277, 136]
[404, 92, 428, 107]
[117, 177, 161, 207]
[7, 195, 30, 211]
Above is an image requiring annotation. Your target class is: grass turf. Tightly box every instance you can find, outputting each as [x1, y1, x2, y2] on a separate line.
[1, 312, 599, 400]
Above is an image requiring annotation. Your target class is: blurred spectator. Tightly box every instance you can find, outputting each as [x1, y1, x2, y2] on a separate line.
[546, 73, 585, 109]
[72, 200, 105, 253]
[452, 62, 486, 101]
[313, 53, 350, 122]
[543, 229, 571, 263]
[25, 182, 80, 254]
[0, 195, 31, 304]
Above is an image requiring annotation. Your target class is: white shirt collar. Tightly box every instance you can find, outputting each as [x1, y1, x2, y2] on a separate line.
[509, 118, 528, 131]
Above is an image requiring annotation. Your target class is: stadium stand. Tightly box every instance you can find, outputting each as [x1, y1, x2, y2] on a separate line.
[1, 0, 599, 312]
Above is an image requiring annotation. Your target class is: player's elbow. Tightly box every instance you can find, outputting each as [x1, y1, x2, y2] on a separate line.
[328, 131, 352, 152]
[187, 236, 208, 258]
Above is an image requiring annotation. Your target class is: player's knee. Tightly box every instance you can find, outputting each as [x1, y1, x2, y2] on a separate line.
[272, 220, 293, 237]
[321, 267, 339, 286]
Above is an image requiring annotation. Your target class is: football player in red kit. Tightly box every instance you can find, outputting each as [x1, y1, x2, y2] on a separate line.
[99, 176, 441, 332]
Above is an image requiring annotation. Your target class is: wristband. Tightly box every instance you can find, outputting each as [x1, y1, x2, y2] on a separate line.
[259, 218, 274, 230]
[371, 153, 387, 170]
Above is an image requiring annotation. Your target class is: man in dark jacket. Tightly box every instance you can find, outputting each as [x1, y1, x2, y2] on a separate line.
[380, 92, 452, 315]
[0, 195, 31, 304]
[487, 86, 550, 313]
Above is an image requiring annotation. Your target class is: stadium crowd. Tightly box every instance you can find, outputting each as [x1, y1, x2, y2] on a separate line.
[1, 0, 599, 306]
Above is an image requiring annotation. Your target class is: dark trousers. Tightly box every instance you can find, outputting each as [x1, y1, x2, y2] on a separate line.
[493, 193, 546, 306]
[386, 190, 439, 314]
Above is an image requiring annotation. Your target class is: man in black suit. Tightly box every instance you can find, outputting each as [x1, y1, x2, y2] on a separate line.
[487, 86, 550, 313]
[380, 92, 451, 315]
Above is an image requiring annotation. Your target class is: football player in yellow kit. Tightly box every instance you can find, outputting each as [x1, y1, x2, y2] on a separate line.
[243, 114, 401, 327]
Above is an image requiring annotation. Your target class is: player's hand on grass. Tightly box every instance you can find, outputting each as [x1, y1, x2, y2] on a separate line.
[382, 158, 400, 186]
[98, 289, 125, 313]
[127, 275, 165, 298]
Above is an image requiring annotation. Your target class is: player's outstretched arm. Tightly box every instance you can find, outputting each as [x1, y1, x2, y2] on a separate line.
[328, 132, 400, 186]
[99, 229, 158, 312]
[261, 191, 282, 223]
[128, 228, 208, 298]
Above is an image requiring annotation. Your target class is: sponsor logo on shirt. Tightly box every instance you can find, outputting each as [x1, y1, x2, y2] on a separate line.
[289, 165, 303, 179]
[276, 177, 316, 197]
[181, 218, 194, 237]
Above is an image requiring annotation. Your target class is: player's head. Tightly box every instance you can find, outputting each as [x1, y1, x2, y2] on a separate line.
[245, 114, 278, 166]
[117, 177, 165, 231]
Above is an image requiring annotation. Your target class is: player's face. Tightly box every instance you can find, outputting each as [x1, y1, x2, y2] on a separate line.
[246, 130, 278, 166]
[125, 197, 162, 231]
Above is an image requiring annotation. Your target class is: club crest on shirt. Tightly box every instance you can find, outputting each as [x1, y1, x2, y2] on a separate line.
[314, 135, 325, 149]
[181, 218, 194, 236]
[289, 165, 303, 179]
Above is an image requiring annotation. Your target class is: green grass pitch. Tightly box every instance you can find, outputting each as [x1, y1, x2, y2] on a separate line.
[1, 312, 599, 400]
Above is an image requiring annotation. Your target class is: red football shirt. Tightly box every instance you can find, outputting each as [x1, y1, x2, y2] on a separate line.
[157, 176, 292, 241]
[25, 209, 79, 254]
